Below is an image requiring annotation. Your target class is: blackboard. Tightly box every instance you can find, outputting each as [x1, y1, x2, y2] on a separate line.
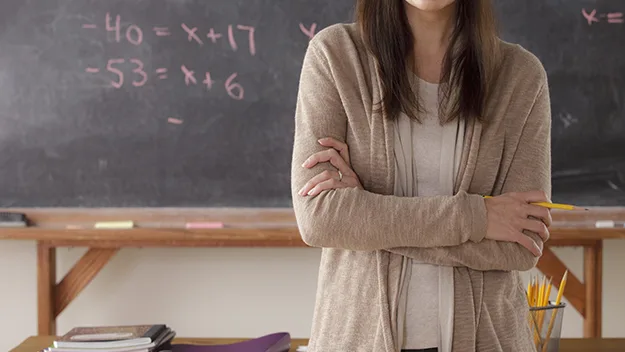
[0, 0, 623, 207]
[496, 1, 625, 206]
[0, 0, 353, 207]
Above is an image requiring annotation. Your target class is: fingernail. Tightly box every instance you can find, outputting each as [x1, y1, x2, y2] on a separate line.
[298, 187, 305, 196]
[301, 161, 308, 167]
[307, 189, 314, 196]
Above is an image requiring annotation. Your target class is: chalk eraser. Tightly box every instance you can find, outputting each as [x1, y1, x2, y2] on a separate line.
[0, 212, 27, 227]
[185, 222, 224, 229]
[94, 221, 134, 229]
[595, 220, 615, 228]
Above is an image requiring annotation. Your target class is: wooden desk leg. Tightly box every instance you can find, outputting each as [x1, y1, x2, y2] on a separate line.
[37, 242, 56, 335]
[583, 241, 603, 338]
[596, 241, 603, 337]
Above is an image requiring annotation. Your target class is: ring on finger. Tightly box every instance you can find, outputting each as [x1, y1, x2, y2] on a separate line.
[338, 170, 343, 182]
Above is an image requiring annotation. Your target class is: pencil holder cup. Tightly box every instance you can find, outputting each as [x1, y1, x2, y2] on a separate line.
[529, 303, 566, 352]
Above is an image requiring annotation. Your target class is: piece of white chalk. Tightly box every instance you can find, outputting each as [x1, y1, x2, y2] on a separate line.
[595, 220, 615, 228]
[94, 221, 134, 229]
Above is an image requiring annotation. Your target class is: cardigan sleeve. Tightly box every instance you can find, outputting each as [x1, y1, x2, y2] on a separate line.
[387, 82, 552, 271]
[291, 39, 488, 251]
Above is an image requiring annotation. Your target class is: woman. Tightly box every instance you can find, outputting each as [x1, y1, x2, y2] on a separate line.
[291, 0, 552, 351]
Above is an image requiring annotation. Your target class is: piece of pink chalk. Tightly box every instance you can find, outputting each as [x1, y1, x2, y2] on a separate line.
[185, 222, 224, 229]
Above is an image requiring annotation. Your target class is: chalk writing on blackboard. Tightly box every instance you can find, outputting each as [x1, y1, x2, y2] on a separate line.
[80, 13, 318, 102]
[84, 58, 243, 98]
[153, 27, 171, 37]
[299, 23, 317, 40]
[582, 9, 624, 25]
[84, 58, 150, 88]
[156, 68, 168, 80]
[167, 117, 183, 125]
[557, 112, 578, 130]
[79, 12, 259, 97]
[89, 13, 259, 53]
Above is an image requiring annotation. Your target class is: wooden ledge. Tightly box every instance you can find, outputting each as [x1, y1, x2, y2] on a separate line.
[0, 208, 304, 247]
[0, 207, 622, 247]
[1, 226, 624, 247]
[0, 227, 306, 247]
[548, 227, 625, 241]
[2, 207, 298, 225]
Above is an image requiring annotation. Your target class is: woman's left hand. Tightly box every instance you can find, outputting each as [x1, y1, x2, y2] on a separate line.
[298, 137, 364, 197]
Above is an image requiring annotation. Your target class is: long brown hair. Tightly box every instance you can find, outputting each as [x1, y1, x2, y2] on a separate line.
[356, 0, 501, 123]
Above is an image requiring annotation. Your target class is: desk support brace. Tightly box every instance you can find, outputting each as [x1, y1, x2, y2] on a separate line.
[538, 247, 585, 314]
[537, 240, 603, 338]
[36, 241, 118, 335]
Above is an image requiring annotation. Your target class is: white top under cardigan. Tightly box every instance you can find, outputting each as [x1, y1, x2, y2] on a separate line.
[393, 76, 465, 351]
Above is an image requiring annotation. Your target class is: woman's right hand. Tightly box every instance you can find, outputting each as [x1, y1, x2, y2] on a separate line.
[484, 191, 552, 257]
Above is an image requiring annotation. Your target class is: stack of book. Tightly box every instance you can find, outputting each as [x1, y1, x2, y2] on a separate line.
[44, 324, 175, 352]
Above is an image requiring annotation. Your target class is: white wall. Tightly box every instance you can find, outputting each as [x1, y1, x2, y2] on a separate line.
[2, 240, 625, 351]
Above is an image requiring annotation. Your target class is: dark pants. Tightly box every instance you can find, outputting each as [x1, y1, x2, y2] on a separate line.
[401, 349, 438, 352]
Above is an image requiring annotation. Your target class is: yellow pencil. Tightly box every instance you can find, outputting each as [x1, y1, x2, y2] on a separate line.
[544, 277, 553, 306]
[536, 276, 546, 307]
[527, 276, 535, 346]
[532, 277, 539, 307]
[532, 202, 588, 211]
[534, 275, 546, 346]
[542, 271, 568, 352]
[527, 279, 533, 305]
[540, 279, 551, 322]
[530, 276, 536, 307]
[537, 276, 549, 340]
[555, 271, 568, 305]
[483, 196, 588, 211]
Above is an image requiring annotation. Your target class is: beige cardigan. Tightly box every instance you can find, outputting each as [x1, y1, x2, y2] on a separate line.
[291, 23, 551, 352]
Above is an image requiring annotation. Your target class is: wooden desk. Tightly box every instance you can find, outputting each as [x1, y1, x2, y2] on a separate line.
[11, 336, 625, 352]
[10, 336, 309, 352]
[1, 207, 624, 339]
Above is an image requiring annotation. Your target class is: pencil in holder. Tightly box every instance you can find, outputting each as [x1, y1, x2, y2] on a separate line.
[529, 303, 566, 352]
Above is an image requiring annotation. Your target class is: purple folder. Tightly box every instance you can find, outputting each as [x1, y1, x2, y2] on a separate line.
[171, 332, 291, 352]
